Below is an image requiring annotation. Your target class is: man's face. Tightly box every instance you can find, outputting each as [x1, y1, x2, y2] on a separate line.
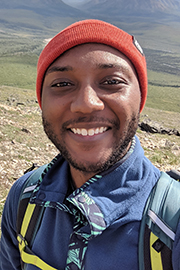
[41, 43, 141, 182]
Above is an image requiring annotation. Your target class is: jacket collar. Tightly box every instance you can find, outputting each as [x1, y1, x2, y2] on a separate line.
[30, 136, 160, 234]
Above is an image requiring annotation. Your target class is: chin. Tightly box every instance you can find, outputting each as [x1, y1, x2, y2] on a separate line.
[43, 112, 139, 174]
[67, 157, 108, 174]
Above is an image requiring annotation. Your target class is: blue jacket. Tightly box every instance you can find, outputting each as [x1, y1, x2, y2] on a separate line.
[1, 136, 180, 269]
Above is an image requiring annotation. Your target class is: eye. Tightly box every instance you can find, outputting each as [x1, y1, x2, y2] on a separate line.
[103, 79, 121, 85]
[101, 77, 127, 87]
[51, 81, 72, 87]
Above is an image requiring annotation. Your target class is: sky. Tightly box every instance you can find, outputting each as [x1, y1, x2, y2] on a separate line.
[62, 0, 90, 6]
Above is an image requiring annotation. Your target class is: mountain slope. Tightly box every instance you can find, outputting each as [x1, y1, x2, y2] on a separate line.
[0, 0, 180, 36]
[80, 0, 180, 16]
[0, 0, 83, 15]
[0, 0, 179, 55]
[0, 0, 89, 35]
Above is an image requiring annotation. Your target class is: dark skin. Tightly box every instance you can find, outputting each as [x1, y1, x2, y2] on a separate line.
[41, 43, 141, 188]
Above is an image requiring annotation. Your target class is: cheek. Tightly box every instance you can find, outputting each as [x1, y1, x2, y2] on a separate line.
[41, 89, 51, 112]
[41, 90, 67, 119]
[107, 89, 141, 118]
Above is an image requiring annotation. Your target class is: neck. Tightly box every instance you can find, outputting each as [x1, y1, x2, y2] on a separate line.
[69, 140, 135, 188]
[70, 166, 96, 188]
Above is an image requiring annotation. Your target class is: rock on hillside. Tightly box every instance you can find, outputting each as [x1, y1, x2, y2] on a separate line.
[139, 118, 180, 136]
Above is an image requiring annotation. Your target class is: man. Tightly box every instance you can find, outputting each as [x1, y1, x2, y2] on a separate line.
[0, 19, 180, 270]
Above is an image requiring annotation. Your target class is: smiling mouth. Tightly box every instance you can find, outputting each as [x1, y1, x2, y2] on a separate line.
[70, 127, 109, 137]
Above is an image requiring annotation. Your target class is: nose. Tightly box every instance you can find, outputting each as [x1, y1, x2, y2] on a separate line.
[70, 85, 104, 114]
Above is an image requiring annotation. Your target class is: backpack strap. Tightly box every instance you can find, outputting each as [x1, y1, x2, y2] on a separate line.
[166, 169, 180, 181]
[17, 164, 47, 234]
[139, 172, 180, 270]
[17, 202, 57, 270]
[17, 165, 57, 270]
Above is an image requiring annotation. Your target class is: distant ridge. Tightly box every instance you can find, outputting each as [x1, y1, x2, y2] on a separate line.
[0, 0, 88, 16]
[0, 0, 179, 56]
[79, 0, 180, 16]
[0, 0, 180, 34]
[0, 0, 92, 36]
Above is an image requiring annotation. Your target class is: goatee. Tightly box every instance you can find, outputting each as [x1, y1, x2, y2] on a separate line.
[42, 113, 139, 174]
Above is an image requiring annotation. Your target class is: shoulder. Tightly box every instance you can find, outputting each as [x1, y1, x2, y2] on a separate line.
[7, 171, 33, 204]
[2, 171, 33, 229]
[0, 172, 33, 269]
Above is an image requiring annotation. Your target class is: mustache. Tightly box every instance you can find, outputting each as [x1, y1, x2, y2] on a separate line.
[62, 116, 120, 130]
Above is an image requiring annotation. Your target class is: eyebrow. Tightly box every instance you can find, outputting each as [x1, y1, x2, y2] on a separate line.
[97, 63, 129, 72]
[46, 65, 73, 75]
[98, 63, 118, 69]
[46, 63, 130, 75]
[98, 63, 135, 80]
[46, 64, 117, 73]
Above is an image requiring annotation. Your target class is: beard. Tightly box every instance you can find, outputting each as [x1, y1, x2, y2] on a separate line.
[42, 113, 139, 175]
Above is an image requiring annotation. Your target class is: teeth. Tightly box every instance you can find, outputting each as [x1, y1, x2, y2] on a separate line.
[88, 129, 95, 136]
[77, 128, 81, 135]
[71, 127, 108, 136]
[99, 127, 104, 133]
[95, 128, 99, 134]
[82, 129, 88, 136]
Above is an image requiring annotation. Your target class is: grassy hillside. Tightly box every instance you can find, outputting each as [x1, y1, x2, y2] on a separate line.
[0, 33, 41, 89]
[1, 84, 180, 220]
[147, 71, 180, 113]
[0, 25, 180, 221]
[0, 56, 179, 113]
[0, 37, 179, 116]
[0, 55, 38, 89]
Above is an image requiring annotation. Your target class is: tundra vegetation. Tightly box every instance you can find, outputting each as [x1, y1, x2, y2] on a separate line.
[0, 24, 180, 221]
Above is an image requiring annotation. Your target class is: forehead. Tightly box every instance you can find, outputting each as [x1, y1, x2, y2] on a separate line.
[47, 43, 136, 74]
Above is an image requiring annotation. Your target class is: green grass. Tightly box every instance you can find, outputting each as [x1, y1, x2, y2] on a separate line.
[147, 70, 180, 86]
[145, 69, 180, 113]
[0, 35, 41, 90]
[0, 55, 38, 89]
[146, 84, 180, 112]
[0, 49, 179, 113]
[0, 33, 43, 56]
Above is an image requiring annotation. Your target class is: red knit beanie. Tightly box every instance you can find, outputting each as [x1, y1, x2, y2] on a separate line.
[36, 19, 147, 112]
